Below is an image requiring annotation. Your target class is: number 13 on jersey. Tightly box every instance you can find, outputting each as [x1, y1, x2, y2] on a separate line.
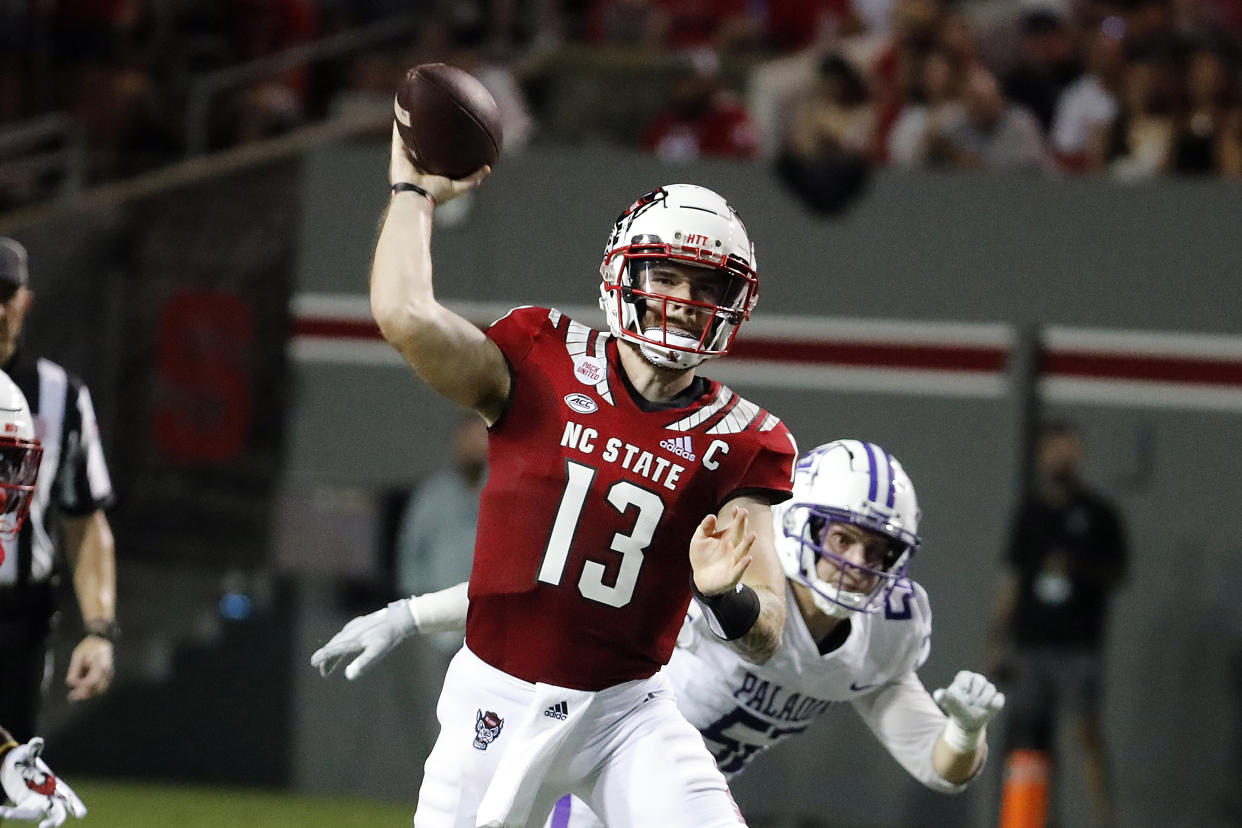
[537, 460, 666, 608]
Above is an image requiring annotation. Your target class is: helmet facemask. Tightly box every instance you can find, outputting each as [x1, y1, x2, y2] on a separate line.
[599, 185, 758, 370]
[0, 435, 41, 539]
[781, 502, 918, 618]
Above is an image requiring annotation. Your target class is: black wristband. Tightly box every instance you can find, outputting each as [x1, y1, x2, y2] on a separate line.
[391, 181, 435, 205]
[84, 619, 120, 643]
[691, 579, 760, 641]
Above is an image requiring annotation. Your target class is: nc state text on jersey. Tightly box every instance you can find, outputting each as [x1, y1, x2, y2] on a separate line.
[561, 421, 689, 491]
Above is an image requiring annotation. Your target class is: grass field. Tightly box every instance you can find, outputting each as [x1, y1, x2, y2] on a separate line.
[40, 780, 417, 827]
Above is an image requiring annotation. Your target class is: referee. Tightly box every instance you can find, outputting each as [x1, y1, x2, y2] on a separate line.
[0, 237, 117, 743]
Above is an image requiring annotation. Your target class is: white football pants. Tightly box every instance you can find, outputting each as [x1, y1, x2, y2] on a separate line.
[413, 645, 745, 828]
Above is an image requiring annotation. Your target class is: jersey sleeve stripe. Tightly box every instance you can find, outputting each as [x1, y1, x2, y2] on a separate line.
[662, 386, 734, 432]
[757, 413, 781, 432]
[592, 332, 614, 405]
[566, 320, 592, 355]
[707, 396, 760, 435]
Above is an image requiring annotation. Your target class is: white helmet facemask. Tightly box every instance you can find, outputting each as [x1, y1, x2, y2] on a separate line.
[774, 440, 921, 617]
[598, 185, 758, 370]
[0, 370, 41, 540]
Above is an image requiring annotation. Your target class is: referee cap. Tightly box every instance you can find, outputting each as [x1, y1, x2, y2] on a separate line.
[0, 237, 29, 287]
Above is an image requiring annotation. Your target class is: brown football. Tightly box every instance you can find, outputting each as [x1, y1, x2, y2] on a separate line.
[394, 63, 502, 180]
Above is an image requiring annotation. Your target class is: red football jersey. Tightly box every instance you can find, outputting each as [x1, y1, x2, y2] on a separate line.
[466, 307, 796, 690]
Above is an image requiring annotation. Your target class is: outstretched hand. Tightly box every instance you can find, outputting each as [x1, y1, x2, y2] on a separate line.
[689, 505, 757, 596]
[390, 124, 490, 204]
[310, 600, 419, 681]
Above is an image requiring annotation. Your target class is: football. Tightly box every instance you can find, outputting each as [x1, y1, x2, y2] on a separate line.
[394, 63, 503, 180]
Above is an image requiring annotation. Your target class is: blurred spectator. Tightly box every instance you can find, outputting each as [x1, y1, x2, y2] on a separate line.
[586, 0, 666, 47]
[1124, 0, 1181, 54]
[755, 0, 863, 52]
[1050, 28, 1125, 171]
[935, 67, 1049, 171]
[1108, 46, 1180, 179]
[869, 0, 944, 162]
[44, 0, 177, 181]
[222, 0, 319, 145]
[588, 0, 753, 51]
[935, 9, 982, 73]
[394, 415, 487, 651]
[1170, 44, 1242, 174]
[887, 48, 964, 165]
[1003, 9, 1083, 133]
[775, 53, 873, 213]
[854, 0, 901, 37]
[989, 421, 1128, 828]
[643, 51, 759, 160]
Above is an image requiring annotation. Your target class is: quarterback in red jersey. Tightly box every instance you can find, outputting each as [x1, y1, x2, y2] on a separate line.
[316, 127, 796, 828]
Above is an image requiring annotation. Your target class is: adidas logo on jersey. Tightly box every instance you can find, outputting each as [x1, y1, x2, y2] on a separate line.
[544, 701, 569, 720]
[660, 435, 696, 461]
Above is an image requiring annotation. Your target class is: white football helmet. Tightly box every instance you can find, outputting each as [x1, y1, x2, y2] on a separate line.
[775, 440, 921, 617]
[0, 369, 41, 542]
[599, 184, 758, 370]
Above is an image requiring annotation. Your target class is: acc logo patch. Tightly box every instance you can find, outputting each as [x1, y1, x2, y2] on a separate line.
[563, 393, 598, 414]
[473, 709, 504, 751]
[573, 356, 606, 387]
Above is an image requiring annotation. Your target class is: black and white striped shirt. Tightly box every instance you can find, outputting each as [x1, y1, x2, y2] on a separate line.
[0, 353, 114, 586]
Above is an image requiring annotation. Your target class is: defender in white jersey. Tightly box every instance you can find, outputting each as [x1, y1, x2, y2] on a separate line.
[673, 438, 1002, 790]
[316, 440, 1003, 824]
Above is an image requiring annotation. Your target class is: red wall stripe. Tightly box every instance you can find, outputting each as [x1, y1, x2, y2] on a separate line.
[1043, 351, 1242, 387]
[728, 340, 1010, 372]
[292, 315, 1242, 388]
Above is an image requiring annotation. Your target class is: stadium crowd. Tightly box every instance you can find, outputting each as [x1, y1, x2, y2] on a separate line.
[0, 0, 1240, 210]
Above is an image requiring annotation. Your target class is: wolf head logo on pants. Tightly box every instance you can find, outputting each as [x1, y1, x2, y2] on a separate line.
[473, 709, 505, 750]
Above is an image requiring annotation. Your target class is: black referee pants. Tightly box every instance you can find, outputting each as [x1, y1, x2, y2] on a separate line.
[0, 585, 54, 743]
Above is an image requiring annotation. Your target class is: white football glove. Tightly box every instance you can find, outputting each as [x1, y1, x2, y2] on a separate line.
[933, 670, 1005, 752]
[0, 738, 87, 827]
[310, 600, 419, 681]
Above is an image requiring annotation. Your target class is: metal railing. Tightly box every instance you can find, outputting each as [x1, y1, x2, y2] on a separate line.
[184, 13, 419, 157]
[0, 112, 86, 200]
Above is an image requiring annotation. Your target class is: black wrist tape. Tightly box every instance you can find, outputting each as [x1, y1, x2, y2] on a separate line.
[391, 181, 435, 204]
[692, 580, 760, 640]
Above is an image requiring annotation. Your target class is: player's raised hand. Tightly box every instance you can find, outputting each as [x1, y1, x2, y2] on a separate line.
[934, 670, 1005, 735]
[0, 737, 87, 827]
[390, 125, 490, 205]
[311, 600, 419, 681]
[690, 505, 757, 596]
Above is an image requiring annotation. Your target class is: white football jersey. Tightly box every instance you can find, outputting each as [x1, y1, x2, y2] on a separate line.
[664, 578, 960, 790]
